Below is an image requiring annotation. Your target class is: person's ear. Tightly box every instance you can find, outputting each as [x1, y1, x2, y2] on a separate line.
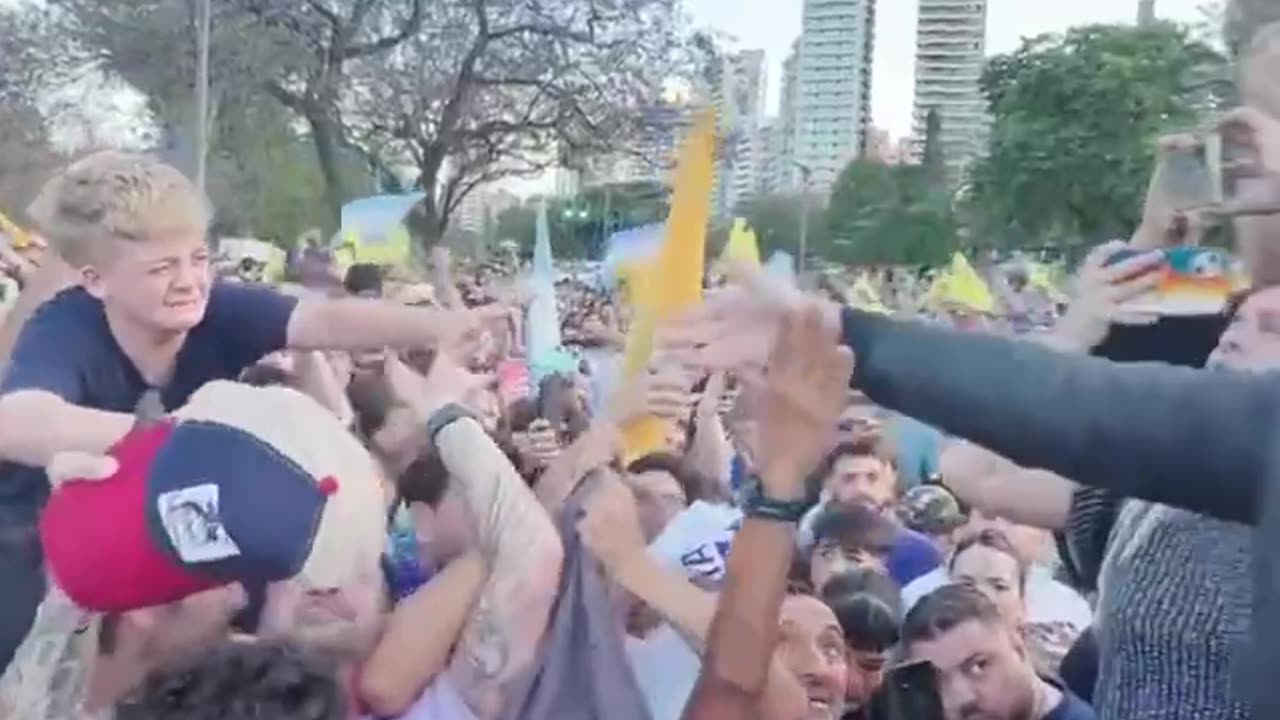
[81, 265, 107, 300]
[1007, 624, 1029, 659]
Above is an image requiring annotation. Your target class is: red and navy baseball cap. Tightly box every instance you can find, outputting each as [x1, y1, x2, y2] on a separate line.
[40, 381, 389, 613]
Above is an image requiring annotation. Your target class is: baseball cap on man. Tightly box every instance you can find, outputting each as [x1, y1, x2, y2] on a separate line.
[39, 381, 389, 613]
[897, 485, 967, 536]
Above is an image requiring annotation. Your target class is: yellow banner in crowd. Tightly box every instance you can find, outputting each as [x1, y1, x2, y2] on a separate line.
[619, 107, 716, 460]
[926, 252, 996, 314]
[0, 209, 33, 249]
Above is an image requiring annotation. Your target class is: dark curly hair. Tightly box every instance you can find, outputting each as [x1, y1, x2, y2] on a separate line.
[114, 641, 347, 720]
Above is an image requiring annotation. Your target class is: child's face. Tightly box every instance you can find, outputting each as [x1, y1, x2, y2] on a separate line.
[84, 230, 213, 333]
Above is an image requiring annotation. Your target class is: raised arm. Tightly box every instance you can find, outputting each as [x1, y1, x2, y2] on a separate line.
[359, 551, 488, 717]
[286, 297, 500, 352]
[841, 308, 1274, 525]
[431, 414, 564, 720]
[578, 478, 808, 720]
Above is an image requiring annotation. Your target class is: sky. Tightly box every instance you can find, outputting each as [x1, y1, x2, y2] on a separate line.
[686, 0, 1214, 139]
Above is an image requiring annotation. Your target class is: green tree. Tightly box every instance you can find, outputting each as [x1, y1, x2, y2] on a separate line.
[1227, 0, 1280, 56]
[966, 23, 1233, 250]
[922, 108, 946, 190]
[0, 6, 62, 217]
[824, 160, 958, 266]
[737, 193, 827, 261]
[496, 181, 670, 261]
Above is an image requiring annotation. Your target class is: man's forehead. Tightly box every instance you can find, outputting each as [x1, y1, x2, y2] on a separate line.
[910, 620, 1002, 670]
[780, 594, 841, 633]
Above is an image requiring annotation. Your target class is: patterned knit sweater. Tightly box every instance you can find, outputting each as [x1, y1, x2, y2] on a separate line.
[1090, 499, 1252, 720]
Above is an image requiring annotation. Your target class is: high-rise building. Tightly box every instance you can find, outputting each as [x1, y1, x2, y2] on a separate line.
[573, 101, 694, 186]
[788, 0, 877, 193]
[865, 127, 907, 165]
[774, 41, 802, 191]
[711, 50, 768, 216]
[1137, 0, 1157, 25]
[911, 0, 989, 183]
[757, 119, 781, 196]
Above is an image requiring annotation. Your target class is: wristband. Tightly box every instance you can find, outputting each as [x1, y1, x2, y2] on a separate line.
[741, 476, 813, 524]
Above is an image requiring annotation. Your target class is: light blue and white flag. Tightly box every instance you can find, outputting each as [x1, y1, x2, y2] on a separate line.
[526, 201, 565, 382]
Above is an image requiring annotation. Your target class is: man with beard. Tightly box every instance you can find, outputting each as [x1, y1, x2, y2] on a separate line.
[902, 585, 1095, 720]
[800, 438, 942, 587]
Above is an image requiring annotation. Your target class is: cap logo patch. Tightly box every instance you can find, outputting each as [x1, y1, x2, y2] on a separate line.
[157, 483, 242, 563]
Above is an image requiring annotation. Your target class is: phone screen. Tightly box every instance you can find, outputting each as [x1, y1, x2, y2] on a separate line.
[1161, 145, 1218, 212]
[866, 660, 945, 720]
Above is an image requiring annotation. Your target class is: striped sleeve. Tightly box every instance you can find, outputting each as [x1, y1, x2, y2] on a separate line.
[1056, 485, 1123, 593]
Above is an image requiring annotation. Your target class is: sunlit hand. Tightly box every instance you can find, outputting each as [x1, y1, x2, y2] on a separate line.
[607, 367, 696, 426]
[1134, 133, 1213, 250]
[525, 419, 562, 467]
[47, 452, 119, 488]
[754, 306, 855, 496]
[658, 262, 842, 373]
[0, 234, 47, 286]
[385, 353, 486, 423]
[578, 474, 649, 577]
[1049, 240, 1164, 353]
[1218, 106, 1280, 217]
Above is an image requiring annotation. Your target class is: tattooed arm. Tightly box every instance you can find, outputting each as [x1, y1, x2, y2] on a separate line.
[433, 416, 564, 720]
[0, 587, 101, 720]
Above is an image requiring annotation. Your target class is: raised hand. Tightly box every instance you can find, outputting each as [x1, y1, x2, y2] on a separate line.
[385, 352, 487, 423]
[658, 262, 842, 374]
[577, 473, 648, 576]
[1218, 106, 1280, 218]
[754, 306, 856, 495]
[1050, 240, 1164, 353]
[524, 419, 562, 468]
[607, 367, 696, 426]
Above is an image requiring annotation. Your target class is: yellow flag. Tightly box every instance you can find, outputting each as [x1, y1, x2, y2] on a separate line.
[619, 107, 715, 460]
[0, 209, 33, 249]
[720, 218, 761, 267]
[926, 253, 996, 314]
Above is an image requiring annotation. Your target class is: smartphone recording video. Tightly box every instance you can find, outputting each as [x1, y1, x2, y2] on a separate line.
[1159, 139, 1220, 214]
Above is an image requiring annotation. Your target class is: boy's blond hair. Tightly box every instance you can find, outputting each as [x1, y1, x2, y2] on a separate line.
[26, 151, 209, 268]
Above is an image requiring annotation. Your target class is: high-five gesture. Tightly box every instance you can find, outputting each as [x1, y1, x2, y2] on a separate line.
[756, 306, 855, 494]
[658, 263, 842, 374]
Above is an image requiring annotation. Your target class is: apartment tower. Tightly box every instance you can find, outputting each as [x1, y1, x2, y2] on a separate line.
[910, 0, 989, 183]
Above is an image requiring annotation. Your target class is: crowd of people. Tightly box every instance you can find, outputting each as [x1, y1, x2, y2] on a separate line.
[0, 20, 1278, 720]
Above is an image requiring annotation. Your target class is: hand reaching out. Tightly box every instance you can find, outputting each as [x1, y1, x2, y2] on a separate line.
[385, 352, 487, 422]
[608, 367, 697, 426]
[754, 306, 855, 496]
[47, 452, 119, 488]
[524, 419, 562, 468]
[0, 234, 46, 286]
[578, 474, 648, 577]
[658, 262, 842, 374]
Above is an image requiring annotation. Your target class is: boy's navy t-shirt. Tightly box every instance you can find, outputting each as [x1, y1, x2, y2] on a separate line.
[0, 282, 297, 522]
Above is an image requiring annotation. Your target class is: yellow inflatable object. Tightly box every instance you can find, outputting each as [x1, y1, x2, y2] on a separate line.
[619, 107, 716, 461]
